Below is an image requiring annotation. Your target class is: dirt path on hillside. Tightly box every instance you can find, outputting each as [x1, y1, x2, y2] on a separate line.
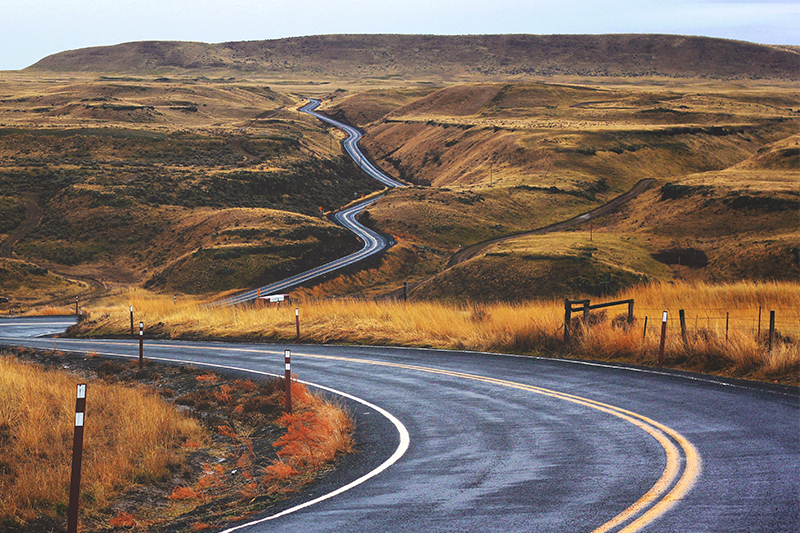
[0, 193, 42, 258]
[447, 178, 655, 267]
[229, 136, 262, 165]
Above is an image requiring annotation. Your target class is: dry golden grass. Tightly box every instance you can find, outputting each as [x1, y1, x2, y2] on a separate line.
[74, 281, 799, 384]
[0, 355, 206, 528]
[262, 382, 354, 494]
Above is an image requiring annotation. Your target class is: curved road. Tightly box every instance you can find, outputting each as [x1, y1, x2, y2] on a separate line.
[300, 99, 406, 189]
[1, 317, 797, 533]
[216, 197, 393, 306]
[217, 100, 405, 306]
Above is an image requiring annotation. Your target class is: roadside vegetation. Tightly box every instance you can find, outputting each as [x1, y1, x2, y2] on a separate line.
[0, 350, 354, 532]
[69, 280, 799, 385]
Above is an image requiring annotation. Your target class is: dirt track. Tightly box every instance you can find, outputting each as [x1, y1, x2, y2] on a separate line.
[0, 193, 42, 258]
[447, 178, 655, 267]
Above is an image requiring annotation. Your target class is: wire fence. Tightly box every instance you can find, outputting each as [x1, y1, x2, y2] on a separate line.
[634, 307, 799, 341]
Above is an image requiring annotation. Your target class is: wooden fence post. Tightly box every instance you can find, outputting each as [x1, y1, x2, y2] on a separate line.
[725, 312, 729, 342]
[564, 299, 571, 343]
[679, 309, 688, 345]
[643, 316, 648, 341]
[758, 306, 762, 339]
[583, 300, 590, 323]
[627, 300, 635, 323]
[295, 308, 300, 343]
[768, 311, 776, 351]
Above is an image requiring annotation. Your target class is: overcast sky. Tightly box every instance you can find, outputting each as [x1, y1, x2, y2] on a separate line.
[2, 0, 798, 71]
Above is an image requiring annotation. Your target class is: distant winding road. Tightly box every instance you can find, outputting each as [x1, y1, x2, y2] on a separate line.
[1, 317, 797, 533]
[217, 99, 405, 306]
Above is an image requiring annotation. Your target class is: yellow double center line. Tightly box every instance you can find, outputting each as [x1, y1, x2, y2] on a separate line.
[291, 351, 702, 533]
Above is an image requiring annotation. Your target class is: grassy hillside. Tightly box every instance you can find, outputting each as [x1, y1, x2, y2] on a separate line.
[0, 76, 380, 304]
[306, 80, 799, 299]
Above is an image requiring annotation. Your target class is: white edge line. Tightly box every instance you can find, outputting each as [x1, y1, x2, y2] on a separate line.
[20, 345, 411, 531]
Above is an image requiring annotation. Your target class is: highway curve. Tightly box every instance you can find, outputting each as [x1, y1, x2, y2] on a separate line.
[1, 317, 797, 533]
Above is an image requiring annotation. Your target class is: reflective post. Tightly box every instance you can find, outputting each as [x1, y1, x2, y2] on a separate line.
[138, 322, 144, 369]
[658, 311, 668, 368]
[67, 384, 87, 533]
[284, 350, 292, 414]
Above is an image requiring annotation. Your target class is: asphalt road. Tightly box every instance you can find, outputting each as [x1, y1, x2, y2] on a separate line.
[216, 99, 404, 306]
[216, 197, 393, 306]
[300, 99, 406, 189]
[1, 316, 798, 533]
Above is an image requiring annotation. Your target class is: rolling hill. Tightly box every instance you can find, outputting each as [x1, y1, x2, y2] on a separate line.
[28, 34, 800, 81]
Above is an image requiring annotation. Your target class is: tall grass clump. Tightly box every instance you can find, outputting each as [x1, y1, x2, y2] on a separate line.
[262, 381, 354, 493]
[75, 281, 799, 384]
[0, 354, 206, 529]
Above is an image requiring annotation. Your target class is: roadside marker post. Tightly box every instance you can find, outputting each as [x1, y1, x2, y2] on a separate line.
[67, 384, 87, 533]
[658, 311, 668, 368]
[138, 322, 144, 369]
[75, 296, 79, 316]
[284, 350, 292, 414]
[295, 308, 300, 343]
[129, 306, 134, 337]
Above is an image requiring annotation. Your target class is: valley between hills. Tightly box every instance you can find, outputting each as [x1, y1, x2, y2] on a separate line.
[0, 34, 797, 309]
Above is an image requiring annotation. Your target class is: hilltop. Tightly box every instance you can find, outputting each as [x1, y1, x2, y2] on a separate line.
[28, 34, 799, 81]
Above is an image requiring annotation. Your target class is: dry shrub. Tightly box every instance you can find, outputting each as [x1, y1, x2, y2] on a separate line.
[262, 461, 298, 482]
[261, 382, 354, 493]
[169, 486, 201, 501]
[0, 355, 206, 527]
[108, 512, 137, 527]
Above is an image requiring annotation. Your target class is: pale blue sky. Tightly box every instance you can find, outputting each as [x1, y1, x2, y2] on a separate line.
[2, 0, 798, 70]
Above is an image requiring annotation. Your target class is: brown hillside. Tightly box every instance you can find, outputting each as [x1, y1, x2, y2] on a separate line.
[337, 82, 798, 192]
[28, 35, 799, 80]
[733, 133, 800, 171]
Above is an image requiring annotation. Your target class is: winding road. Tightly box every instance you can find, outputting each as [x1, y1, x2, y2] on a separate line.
[216, 99, 404, 306]
[1, 317, 797, 533]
